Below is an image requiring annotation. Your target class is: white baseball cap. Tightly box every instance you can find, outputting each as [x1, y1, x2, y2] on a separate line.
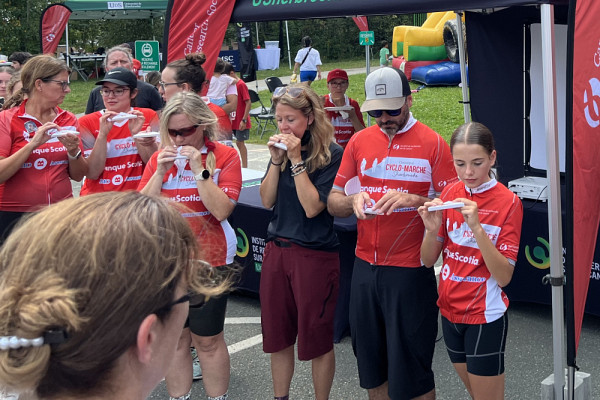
[361, 67, 411, 113]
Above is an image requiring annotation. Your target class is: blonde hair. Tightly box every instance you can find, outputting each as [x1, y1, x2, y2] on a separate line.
[160, 91, 219, 175]
[9, 55, 70, 108]
[1, 71, 22, 110]
[0, 192, 229, 398]
[272, 84, 335, 173]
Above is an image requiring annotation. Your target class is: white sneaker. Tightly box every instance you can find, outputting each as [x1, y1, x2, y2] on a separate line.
[191, 347, 202, 380]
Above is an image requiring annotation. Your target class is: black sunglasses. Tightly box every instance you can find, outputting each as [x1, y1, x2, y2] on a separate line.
[168, 125, 200, 137]
[154, 292, 206, 316]
[366, 107, 404, 118]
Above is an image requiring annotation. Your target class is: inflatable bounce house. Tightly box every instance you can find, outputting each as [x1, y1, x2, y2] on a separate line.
[391, 12, 466, 86]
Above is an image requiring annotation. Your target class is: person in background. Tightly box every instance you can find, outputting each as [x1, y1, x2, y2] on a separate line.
[0, 66, 15, 108]
[8, 52, 32, 71]
[260, 84, 343, 400]
[379, 40, 391, 67]
[160, 53, 236, 141]
[224, 62, 251, 168]
[139, 91, 241, 400]
[145, 70, 162, 90]
[1, 71, 23, 111]
[327, 67, 458, 400]
[206, 58, 236, 109]
[78, 68, 159, 195]
[85, 46, 163, 114]
[292, 36, 322, 85]
[0, 55, 87, 244]
[321, 68, 365, 149]
[419, 122, 523, 400]
[0, 191, 230, 400]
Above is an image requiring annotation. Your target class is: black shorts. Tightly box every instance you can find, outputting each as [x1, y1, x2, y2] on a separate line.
[441, 313, 508, 376]
[350, 257, 438, 400]
[186, 293, 228, 337]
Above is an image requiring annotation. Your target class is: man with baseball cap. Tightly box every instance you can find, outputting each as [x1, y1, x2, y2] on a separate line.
[85, 45, 163, 114]
[328, 67, 457, 399]
[322, 68, 365, 149]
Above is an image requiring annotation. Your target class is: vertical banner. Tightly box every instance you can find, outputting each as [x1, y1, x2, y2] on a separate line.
[39, 4, 72, 55]
[568, 0, 600, 353]
[236, 23, 257, 83]
[352, 16, 369, 32]
[163, 0, 236, 87]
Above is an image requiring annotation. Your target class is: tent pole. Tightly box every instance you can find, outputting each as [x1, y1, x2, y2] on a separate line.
[541, 4, 565, 399]
[256, 22, 260, 46]
[285, 21, 291, 69]
[65, 23, 70, 67]
[455, 11, 470, 123]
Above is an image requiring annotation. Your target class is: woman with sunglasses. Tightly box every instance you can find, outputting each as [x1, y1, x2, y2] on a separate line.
[139, 91, 241, 400]
[0, 55, 87, 244]
[259, 84, 343, 400]
[0, 191, 230, 400]
[78, 67, 159, 195]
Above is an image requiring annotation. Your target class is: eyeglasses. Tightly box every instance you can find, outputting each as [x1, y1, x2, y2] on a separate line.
[42, 79, 70, 91]
[153, 292, 206, 317]
[366, 106, 404, 118]
[159, 80, 182, 92]
[273, 86, 306, 99]
[328, 81, 348, 87]
[100, 87, 130, 97]
[168, 125, 200, 137]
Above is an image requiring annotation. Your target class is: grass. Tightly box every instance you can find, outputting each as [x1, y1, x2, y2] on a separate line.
[61, 59, 465, 144]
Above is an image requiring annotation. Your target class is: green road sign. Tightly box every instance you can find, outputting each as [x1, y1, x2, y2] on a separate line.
[359, 31, 375, 46]
[135, 40, 160, 71]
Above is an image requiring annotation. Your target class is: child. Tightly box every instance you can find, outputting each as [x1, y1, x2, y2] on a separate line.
[418, 122, 523, 400]
[224, 62, 251, 168]
[379, 40, 390, 66]
[207, 58, 236, 107]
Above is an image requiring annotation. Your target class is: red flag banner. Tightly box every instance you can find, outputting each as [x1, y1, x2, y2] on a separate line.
[352, 16, 369, 32]
[571, 0, 600, 348]
[164, 0, 236, 88]
[40, 4, 72, 55]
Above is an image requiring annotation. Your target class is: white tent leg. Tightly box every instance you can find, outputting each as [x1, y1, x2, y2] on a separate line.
[540, 4, 565, 399]
[65, 22, 70, 67]
[285, 21, 291, 69]
[456, 12, 470, 123]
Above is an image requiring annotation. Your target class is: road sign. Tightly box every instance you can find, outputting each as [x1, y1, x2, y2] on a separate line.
[359, 31, 375, 46]
[135, 40, 160, 71]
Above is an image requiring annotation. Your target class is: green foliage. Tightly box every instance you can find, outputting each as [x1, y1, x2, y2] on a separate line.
[61, 78, 99, 114]
[0, 0, 48, 54]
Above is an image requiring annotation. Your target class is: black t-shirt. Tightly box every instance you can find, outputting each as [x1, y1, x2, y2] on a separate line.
[85, 80, 163, 114]
[265, 142, 343, 250]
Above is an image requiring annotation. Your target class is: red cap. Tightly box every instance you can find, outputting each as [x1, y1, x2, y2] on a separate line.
[327, 68, 349, 83]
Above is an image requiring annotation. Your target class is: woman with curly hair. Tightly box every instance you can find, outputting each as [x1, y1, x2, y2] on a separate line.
[259, 84, 343, 400]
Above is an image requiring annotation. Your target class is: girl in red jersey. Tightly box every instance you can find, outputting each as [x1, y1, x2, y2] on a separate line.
[418, 122, 523, 400]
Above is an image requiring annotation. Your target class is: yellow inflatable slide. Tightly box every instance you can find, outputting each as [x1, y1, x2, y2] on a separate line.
[393, 12, 460, 61]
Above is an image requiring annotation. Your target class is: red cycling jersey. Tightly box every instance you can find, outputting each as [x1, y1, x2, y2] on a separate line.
[333, 119, 457, 267]
[323, 94, 364, 149]
[437, 179, 523, 324]
[0, 101, 81, 212]
[138, 142, 241, 266]
[78, 107, 159, 195]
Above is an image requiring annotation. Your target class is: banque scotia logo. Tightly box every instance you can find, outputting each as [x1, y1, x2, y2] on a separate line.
[583, 78, 600, 128]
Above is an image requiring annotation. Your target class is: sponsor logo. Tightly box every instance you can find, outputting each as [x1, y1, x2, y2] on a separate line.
[22, 162, 32, 169]
[125, 176, 142, 182]
[24, 121, 37, 134]
[441, 264, 450, 280]
[583, 77, 600, 128]
[375, 84, 386, 96]
[236, 228, 249, 257]
[444, 248, 479, 266]
[525, 237, 551, 270]
[34, 158, 47, 170]
[99, 179, 110, 184]
[45, 33, 56, 42]
[449, 274, 486, 283]
[112, 174, 124, 185]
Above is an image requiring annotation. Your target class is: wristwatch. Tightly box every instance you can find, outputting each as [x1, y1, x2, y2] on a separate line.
[194, 169, 210, 181]
[242, 118, 247, 123]
[67, 149, 82, 160]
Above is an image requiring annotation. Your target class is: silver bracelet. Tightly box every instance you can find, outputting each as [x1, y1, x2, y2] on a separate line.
[290, 160, 305, 171]
[291, 167, 306, 177]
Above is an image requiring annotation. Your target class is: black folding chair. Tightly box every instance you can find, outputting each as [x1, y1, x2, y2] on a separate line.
[264, 76, 287, 93]
[248, 89, 277, 138]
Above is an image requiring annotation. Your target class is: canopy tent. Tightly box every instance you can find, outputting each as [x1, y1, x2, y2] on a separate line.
[63, 0, 167, 20]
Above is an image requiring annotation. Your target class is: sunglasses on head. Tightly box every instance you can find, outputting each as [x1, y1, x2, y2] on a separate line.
[167, 124, 200, 137]
[273, 86, 306, 99]
[366, 106, 404, 118]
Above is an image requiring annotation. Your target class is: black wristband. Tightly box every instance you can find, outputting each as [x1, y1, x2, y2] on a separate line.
[271, 160, 284, 166]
